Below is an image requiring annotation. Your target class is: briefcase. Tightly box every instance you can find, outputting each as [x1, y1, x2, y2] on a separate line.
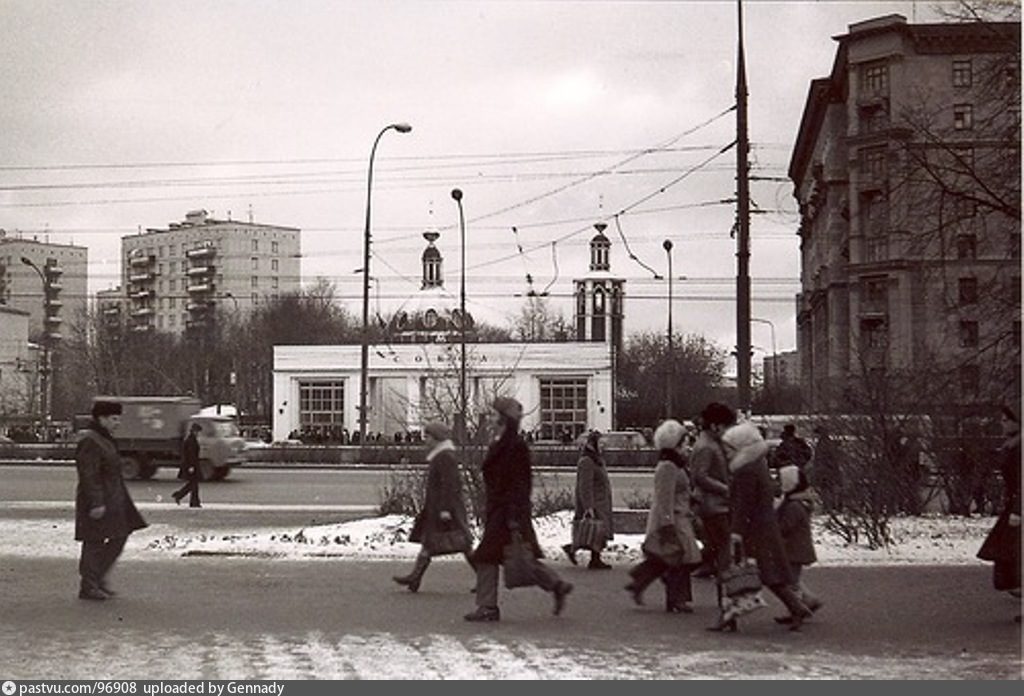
[720, 541, 762, 598]
[503, 533, 538, 589]
[572, 517, 609, 551]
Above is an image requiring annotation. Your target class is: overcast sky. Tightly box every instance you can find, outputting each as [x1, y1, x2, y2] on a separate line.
[0, 0, 950, 363]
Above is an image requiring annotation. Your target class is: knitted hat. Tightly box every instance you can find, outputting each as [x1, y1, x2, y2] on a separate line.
[423, 421, 451, 441]
[492, 396, 523, 421]
[778, 464, 801, 494]
[91, 400, 123, 418]
[653, 419, 687, 450]
[721, 422, 763, 451]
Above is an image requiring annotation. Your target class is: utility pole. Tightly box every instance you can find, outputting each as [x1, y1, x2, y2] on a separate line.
[735, 0, 752, 414]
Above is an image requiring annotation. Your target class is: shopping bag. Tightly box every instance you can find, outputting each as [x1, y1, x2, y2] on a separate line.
[720, 540, 762, 598]
[428, 521, 472, 556]
[572, 517, 609, 551]
[503, 533, 538, 589]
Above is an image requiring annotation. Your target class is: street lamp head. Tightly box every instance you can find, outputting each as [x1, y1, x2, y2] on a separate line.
[663, 239, 673, 252]
[392, 122, 412, 133]
[451, 188, 463, 201]
[20, 256, 33, 267]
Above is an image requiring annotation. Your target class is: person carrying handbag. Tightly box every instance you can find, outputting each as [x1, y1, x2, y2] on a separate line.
[625, 419, 702, 613]
[464, 398, 573, 622]
[562, 430, 614, 570]
[393, 422, 475, 593]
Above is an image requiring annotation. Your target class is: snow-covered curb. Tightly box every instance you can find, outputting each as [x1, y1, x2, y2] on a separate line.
[143, 510, 998, 566]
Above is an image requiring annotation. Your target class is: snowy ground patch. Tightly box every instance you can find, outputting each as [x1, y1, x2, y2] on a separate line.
[141, 510, 997, 566]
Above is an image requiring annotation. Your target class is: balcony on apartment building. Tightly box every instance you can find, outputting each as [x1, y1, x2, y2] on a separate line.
[186, 264, 215, 277]
[129, 288, 154, 301]
[130, 306, 155, 319]
[131, 322, 154, 333]
[186, 299, 213, 313]
[128, 254, 155, 268]
[187, 280, 215, 294]
[185, 245, 216, 260]
[129, 270, 156, 284]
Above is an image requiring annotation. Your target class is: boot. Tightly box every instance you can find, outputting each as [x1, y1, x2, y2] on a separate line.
[773, 585, 813, 631]
[706, 611, 737, 632]
[587, 552, 611, 570]
[464, 606, 500, 622]
[561, 544, 578, 566]
[552, 581, 573, 616]
[393, 552, 431, 593]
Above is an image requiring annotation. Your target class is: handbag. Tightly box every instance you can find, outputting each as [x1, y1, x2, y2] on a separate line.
[429, 521, 471, 556]
[720, 540, 762, 598]
[502, 532, 538, 589]
[572, 516, 608, 551]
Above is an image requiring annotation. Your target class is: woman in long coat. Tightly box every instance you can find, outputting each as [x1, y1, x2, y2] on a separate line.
[562, 430, 615, 569]
[464, 397, 573, 622]
[625, 419, 702, 613]
[393, 421, 474, 593]
[978, 406, 1021, 621]
[75, 400, 148, 600]
[711, 422, 811, 631]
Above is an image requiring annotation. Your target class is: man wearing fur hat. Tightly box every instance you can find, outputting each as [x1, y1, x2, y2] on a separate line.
[74, 399, 148, 600]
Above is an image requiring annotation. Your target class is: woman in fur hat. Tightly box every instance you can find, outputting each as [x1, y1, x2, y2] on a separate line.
[625, 419, 702, 613]
[562, 429, 615, 570]
[710, 422, 812, 631]
[393, 421, 475, 593]
[464, 397, 573, 622]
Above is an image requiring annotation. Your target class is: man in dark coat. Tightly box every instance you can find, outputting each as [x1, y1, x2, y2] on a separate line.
[978, 406, 1021, 621]
[393, 421, 474, 592]
[465, 397, 573, 622]
[711, 422, 811, 631]
[773, 424, 812, 470]
[75, 399, 148, 600]
[690, 403, 735, 602]
[172, 422, 203, 508]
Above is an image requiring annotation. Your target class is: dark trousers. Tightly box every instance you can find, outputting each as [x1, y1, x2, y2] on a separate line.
[474, 560, 562, 609]
[629, 556, 694, 608]
[701, 513, 732, 607]
[173, 472, 201, 507]
[79, 536, 127, 591]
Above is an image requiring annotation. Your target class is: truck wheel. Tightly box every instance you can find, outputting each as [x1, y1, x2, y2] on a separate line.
[199, 459, 216, 482]
[210, 466, 230, 481]
[121, 456, 142, 480]
[139, 460, 158, 480]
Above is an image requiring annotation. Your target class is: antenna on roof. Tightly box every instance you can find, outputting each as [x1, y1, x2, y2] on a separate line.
[247, 204, 254, 224]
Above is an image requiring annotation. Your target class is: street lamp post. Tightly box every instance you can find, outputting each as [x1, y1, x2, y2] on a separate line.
[20, 257, 50, 428]
[663, 240, 674, 419]
[358, 122, 412, 445]
[751, 317, 778, 397]
[451, 188, 468, 445]
[221, 292, 240, 416]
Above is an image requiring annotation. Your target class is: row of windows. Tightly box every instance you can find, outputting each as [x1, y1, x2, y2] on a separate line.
[860, 58, 975, 96]
[139, 240, 284, 258]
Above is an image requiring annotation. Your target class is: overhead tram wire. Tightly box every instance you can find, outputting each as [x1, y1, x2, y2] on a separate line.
[612, 214, 661, 279]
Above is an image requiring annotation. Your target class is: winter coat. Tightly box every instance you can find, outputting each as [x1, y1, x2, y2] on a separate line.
[776, 492, 817, 566]
[177, 431, 200, 480]
[642, 450, 702, 567]
[573, 449, 615, 538]
[977, 432, 1021, 591]
[774, 434, 812, 469]
[74, 423, 148, 542]
[471, 430, 543, 564]
[729, 443, 793, 587]
[409, 442, 472, 555]
[690, 432, 730, 517]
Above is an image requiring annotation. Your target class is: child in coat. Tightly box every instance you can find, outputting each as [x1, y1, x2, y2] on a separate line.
[774, 465, 822, 623]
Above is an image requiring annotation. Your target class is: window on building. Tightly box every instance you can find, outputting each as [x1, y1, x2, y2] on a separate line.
[959, 364, 980, 394]
[169, 314, 176, 327]
[252, 239, 259, 252]
[169, 278, 176, 292]
[251, 293, 258, 305]
[861, 148, 887, 180]
[158, 263, 164, 275]
[251, 276, 259, 288]
[538, 377, 588, 441]
[271, 259, 279, 271]
[272, 241, 279, 254]
[956, 234, 977, 260]
[861, 62, 888, 96]
[861, 318, 888, 352]
[955, 197, 977, 220]
[1012, 276, 1022, 305]
[952, 59, 972, 87]
[953, 104, 973, 130]
[251, 257, 259, 270]
[951, 146, 975, 168]
[959, 320, 979, 347]
[272, 277, 279, 290]
[299, 381, 345, 434]
[158, 246, 165, 257]
[157, 315, 164, 329]
[958, 277, 978, 305]
[169, 297, 176, 309]
[866, 235, 888, 262]
[863, 276, 888, 313]
[861, 108, 889, 134]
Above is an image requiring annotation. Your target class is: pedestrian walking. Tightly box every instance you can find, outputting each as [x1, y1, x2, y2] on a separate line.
[625, 419, 702, 613]
[172, 423, 203, 508]
[772, 423, 813, 470]
[774, 464, 823, 624]
[562, 430, 615, 570]
[75, 399, 148, 600]
[393, 421, 475, 593]
[464, 397, 573, 622]
[977, 406, 1021, 622]
[709, 422, 812, 632]
[690, 403, 736, 606]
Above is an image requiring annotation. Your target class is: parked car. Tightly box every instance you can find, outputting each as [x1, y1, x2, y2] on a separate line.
[575, 430, 648, 450]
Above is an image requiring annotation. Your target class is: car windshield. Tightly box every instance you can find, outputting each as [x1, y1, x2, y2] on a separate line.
[209, 421, 239, 437]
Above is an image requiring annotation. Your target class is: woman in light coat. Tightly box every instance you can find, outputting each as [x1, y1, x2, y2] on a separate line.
[562, 430, 615, 569]
[624, 419, 702, 613]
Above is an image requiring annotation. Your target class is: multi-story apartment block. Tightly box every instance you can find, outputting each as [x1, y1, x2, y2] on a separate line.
[120, 210, 300, 334]
[0, 233, 87, 341]
[790, 14, 1020, 412]
[764, 350, 801, 390]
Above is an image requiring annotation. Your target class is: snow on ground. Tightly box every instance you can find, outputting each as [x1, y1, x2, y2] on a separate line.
[136, 510, 997, 566]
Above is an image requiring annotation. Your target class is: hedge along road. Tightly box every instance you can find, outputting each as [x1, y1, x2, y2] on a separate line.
[0, 463, 656, 509]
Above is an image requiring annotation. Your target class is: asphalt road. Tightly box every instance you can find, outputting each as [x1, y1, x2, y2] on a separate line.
[1, 555, 1020, 679]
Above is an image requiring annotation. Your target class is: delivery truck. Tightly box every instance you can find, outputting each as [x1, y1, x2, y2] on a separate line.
[79, 396, 247, 480]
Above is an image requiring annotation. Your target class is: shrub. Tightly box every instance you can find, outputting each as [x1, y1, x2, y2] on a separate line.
[532, 476, 574, 517]
[377, 467, 427, 517]
[623, 487, 652, 510]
